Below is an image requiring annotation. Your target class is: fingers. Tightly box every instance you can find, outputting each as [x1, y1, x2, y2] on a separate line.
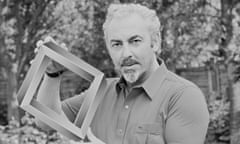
[45, 36, 67, 50]
[36, 40, 44, 48]
[30, 59, 34, 64]
[31, 40, 43, 64]
[60, 43, 68, 51]
[69, 140, 84, 144]
[35, 36, 68, 53]
[36, 36, 56, 49]
[45, 36, 58, 44]
[44, 36, 69, 51]
[86, 128, 105, 144]
[34, 40, 44, 54]
[31, 36, 68, 66]
[66, 128, 105, 144]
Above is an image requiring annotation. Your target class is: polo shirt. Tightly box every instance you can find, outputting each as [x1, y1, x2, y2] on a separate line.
[61, 62, 209, 144]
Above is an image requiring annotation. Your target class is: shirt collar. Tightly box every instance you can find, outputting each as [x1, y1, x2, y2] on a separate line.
[142, 60, 168, 100]
[116, 59, 168, 100]
[116, 76, 127, 94]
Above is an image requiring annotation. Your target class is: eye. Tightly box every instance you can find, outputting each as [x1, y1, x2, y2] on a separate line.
[134, 39, 141, 42]
[130, 38, 142, 45]
[111, 42, 122, 49]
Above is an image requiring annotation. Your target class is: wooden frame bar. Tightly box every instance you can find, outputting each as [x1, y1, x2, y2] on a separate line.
[17, 41, 106, 142]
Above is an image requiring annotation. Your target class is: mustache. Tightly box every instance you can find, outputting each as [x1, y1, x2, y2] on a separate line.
[120, 57, 139, 67]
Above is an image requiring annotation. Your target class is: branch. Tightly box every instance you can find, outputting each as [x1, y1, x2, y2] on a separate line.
[233, 0, 240, 6]
[205, 0, 221, 12]
[163, 0, 220, 22]
[17, 53, 27, 77]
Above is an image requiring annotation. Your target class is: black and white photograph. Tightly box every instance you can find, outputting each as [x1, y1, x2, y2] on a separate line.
[0, 0, 239, 144]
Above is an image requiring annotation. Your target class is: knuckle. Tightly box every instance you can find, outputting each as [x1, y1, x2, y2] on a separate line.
[36, 40, 43, 47]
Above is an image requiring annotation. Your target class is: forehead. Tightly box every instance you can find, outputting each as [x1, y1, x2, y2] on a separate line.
[106, 14, 150, 40]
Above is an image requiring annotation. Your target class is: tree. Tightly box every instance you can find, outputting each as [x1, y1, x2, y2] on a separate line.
[0, 0, 61, 122]
[0, 0, 115, 123]
[1, 0, 240, 143]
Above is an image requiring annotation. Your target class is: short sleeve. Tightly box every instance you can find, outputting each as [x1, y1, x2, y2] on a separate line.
[61, 91, 87, 122]
[165, 86, 209, 144]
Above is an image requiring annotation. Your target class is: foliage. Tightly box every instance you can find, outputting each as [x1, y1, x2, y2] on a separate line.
[1, 0, 240, 143]
[229, 4, 240, 83]
[0, 0, 240, 85]
[44, 0, 116, 77]
[207, 99, 230, 144]
[114, 0, 240, 70]
[0, 0, 62, 121]
[233, 60, 240, 82]
[1, 0, 240, 91]
[0, 114, 76, 144]
[0, 100, 231, 144]
[0, 0, 60, 78]
[0, 101, 8, 125]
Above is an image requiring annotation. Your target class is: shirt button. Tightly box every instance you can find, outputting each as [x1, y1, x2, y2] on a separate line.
[119, 129, 123, 134]
[125, 105, 129, 109]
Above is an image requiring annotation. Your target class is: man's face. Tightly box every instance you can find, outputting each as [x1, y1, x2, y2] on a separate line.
[105, 13, 158, 84]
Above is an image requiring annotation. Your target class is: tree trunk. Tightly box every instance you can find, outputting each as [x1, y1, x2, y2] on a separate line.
[230, 81, 240, 144]
[219, 1, 240, 143]
[226, 62, 240, 144]
[7, 63, 20, 122]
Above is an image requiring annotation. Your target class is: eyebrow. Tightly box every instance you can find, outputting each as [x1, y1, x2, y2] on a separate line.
[110, 35, 143, 43]
[110, 39, 122, 43]
[128, 35, 143, 42]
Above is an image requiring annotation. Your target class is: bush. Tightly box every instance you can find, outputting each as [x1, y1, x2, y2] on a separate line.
[0, 113, 74, 144]
[0, 100, 8, 125]
[206, 99, 230, 144]
[0, 100, 231, 144]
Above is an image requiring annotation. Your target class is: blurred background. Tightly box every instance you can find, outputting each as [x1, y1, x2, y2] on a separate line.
[0, 0, 240, 143]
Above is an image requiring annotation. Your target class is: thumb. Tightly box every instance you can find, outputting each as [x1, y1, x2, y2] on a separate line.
[87, 128, 105, 144]
[44, 36, 57, 44]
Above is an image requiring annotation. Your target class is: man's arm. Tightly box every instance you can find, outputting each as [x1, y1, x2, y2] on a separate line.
[165, 86, 209, 144]
[34, 37, 71, 130]
[36, 73, 87, 129]
[35, 74, 67, 130]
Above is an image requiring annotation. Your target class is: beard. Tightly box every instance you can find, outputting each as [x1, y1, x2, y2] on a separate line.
[122, 68, 141, 84]
[116, 57, 143, 84]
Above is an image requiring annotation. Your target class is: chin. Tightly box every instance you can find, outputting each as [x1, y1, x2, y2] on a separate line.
[123, 70, 140, 84]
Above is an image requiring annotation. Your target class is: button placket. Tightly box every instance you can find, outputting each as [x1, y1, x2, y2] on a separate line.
[116, 88, 140, 142]
[119, 129, 123, 135]
[116, 95, 133, 138]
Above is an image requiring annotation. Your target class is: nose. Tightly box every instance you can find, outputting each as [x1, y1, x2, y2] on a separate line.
[121, 44, 132, 58]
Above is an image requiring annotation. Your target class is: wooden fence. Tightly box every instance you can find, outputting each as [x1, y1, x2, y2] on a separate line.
[0, 64, 230, 121]
[0, 65, 230, 106]
[176, 64, 229, 103]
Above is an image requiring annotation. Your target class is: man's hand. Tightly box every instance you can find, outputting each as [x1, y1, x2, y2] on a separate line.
[32, 36, 68, 74]
[70, 128, 105, 144]
[86, 128, 105, 144]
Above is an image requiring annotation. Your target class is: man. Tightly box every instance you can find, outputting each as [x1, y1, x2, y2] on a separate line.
[36, 3, 209, 144]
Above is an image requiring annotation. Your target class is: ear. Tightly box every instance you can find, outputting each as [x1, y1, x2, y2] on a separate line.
[151, 33, 161, 54]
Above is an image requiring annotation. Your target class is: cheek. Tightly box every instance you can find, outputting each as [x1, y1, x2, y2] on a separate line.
[109, 51, 121, 66]
[138, 50, 154, 66]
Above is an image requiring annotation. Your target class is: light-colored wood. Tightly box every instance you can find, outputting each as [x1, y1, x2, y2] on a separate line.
[17, 40, 106, 143]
